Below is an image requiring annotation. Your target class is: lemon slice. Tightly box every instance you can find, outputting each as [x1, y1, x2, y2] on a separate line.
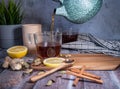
[7, 46, 28, 58]
[43, 57, 65, 68]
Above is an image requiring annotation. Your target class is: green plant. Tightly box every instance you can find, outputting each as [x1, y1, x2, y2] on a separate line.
[0, 0, 23, 25]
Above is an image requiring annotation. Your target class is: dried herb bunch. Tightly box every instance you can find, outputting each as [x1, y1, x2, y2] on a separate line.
[0, 0, 23, 25]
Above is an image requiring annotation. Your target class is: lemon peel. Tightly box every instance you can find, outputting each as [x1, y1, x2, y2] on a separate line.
[7, 46, 28, 58]
[43, 57, 65, 68]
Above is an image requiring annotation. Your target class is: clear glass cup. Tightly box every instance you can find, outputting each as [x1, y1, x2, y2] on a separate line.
[34, 31, 62, 59]
[55, 27, 78, 44]
[62, 28, 78, 44]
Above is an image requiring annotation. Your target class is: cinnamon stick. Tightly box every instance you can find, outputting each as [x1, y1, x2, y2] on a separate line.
[69, 68, 101, 80]
[73, 66, 85, 86]
[67, 70, 103, 84]
[83, 72, 101, 80]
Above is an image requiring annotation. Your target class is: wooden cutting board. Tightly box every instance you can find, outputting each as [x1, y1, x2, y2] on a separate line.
[69, 54, 120, 70]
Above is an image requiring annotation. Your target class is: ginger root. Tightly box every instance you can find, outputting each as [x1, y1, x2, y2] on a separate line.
[10, 59, 24, 70]
[10, 62, 22, 70]
[2, 56, 30, 71]
[2, 56, 12, 68]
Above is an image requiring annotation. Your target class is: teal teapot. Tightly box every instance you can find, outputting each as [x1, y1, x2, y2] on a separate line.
[54, 0, 103, 24]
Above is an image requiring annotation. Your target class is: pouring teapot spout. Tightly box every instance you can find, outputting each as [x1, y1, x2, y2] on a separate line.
[59, 0, 64, 3]
[54, 0, 103, 24]
[53, 0, 64, 3]
[55, 6, 68, 17]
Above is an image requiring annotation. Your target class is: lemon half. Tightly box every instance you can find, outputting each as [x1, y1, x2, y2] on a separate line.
[43, 57, 65, 68]
[7, 46, 28, 58]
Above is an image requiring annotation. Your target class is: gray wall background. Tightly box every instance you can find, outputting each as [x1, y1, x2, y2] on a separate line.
[3, 0, 120, 40]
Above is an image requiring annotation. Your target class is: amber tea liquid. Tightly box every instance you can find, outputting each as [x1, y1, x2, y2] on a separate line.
[36, 10, 61, 59]
[62, 33, 78, 43]
[36, 42, 61, 58]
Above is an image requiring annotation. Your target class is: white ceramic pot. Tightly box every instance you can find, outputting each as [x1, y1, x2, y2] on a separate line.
[22, 24, 42, 54]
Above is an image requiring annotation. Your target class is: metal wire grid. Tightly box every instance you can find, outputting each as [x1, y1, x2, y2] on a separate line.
[62, 33, 120, 56]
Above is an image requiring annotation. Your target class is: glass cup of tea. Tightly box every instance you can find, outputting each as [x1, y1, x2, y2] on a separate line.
[62, 29, 78, 44]
[34, 31, 62, 59]
[56, 27, 78, 44]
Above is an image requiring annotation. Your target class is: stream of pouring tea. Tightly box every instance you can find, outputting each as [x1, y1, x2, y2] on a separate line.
[50, 9, 55, 32]
[50, 9, 56, 41]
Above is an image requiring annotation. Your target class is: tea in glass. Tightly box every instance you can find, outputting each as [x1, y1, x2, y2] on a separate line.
[34, 31, 62, 59]
[62, 31, 78, 43]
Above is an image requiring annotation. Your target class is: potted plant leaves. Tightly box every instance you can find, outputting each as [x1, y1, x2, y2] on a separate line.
[0, 0, 23, 48]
